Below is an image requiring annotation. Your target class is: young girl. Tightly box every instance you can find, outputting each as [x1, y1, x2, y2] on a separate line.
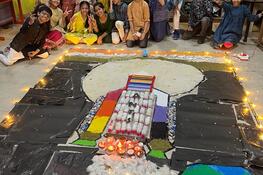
[65, 1, 97, 45]
[44, 0, 70, 50]
[0, 4, 52, 66]
[212, 0, 263, 49]
[92, 2, 113, 44]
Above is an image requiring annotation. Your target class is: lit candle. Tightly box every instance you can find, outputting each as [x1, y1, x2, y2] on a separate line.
[98, 140, 106, 149]
[106, 136, 115, 144]
[242, 108, 249, 116]
[126, 141, 134, 149]
[117, 141, 123, 148]
[107, 145, 115, 154]
[134, 146, 142, 152]
[117, 147, 126, 155]
[135, 150, 143, 157]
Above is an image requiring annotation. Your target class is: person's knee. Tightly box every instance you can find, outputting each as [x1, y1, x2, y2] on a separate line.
[112, 38, 120, 44]
[201, 17, 210, 24]
[112, 32, 120, 44]
[115, 21, 124, 28]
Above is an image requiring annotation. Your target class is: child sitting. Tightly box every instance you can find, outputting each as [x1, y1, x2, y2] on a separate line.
[212, 0, 263, 49]
[65, 1, 97, 45]
[0, 4, 52, 66]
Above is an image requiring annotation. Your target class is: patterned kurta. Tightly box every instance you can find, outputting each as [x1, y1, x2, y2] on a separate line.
[189, 0, 213, 27]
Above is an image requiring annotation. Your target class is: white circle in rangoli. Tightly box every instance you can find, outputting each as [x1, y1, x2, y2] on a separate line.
[83, 59, 204, 101]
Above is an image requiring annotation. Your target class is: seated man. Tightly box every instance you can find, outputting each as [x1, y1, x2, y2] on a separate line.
[126, 0, 150, 48]
[109, 0, 129, 44]
[0, 4, 52, 66]
[212, 0, 263, 49]
[182, 0, 213, 44]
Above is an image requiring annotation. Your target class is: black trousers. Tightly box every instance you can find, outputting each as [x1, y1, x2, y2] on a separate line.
[182, 17, 212, 40]
[126, 32, 149, 48]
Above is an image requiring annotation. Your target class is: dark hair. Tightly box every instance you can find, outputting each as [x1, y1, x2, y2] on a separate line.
[80, 1, 90, 10]
[93, 2, 105, 11]
[31, 4, 52, 30]
[32, 4, 52, 17]
[79, 1, 91, 28]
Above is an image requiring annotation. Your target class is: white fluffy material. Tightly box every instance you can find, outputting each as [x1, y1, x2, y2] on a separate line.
[87, 155, 179, 175]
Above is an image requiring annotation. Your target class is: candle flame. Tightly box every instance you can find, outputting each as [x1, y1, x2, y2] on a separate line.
[21, 87, 30, 92]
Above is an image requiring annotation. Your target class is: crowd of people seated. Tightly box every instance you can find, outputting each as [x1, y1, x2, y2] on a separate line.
[0, 0, 262, 65]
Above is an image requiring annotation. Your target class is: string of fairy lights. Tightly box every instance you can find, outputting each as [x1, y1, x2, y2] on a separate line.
[2, 48, 263, 142]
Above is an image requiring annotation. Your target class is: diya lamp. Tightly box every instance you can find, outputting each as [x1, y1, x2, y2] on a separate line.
[98, 140, 106, 149]
[106, 145, 116, 154]
[134, 146, 143, 157]
[106, 136, 116, 144]
[119, 137, 126, 146]
[127, 149, 135, 156]
[117, 146, 126, 155]
[126, 140, 135, 149]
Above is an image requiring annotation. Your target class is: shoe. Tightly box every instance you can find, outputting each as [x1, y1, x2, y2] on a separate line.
[172, 30, 180, 40]
[0, 53, 12, 66]
[198, 36, 206, 44]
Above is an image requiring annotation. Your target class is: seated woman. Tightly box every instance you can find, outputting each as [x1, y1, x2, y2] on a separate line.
[109, 0, 129, 44]
[65, 1, 97, 45]
[149, 0, 169, 42]
[0, 4, 52, 66]
[92, 2, 113, 44]
[212, 0, 263, 49]
[44, 0, 70, 50]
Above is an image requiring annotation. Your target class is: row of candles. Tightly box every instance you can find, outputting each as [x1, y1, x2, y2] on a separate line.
[98, 136, 144, 157]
